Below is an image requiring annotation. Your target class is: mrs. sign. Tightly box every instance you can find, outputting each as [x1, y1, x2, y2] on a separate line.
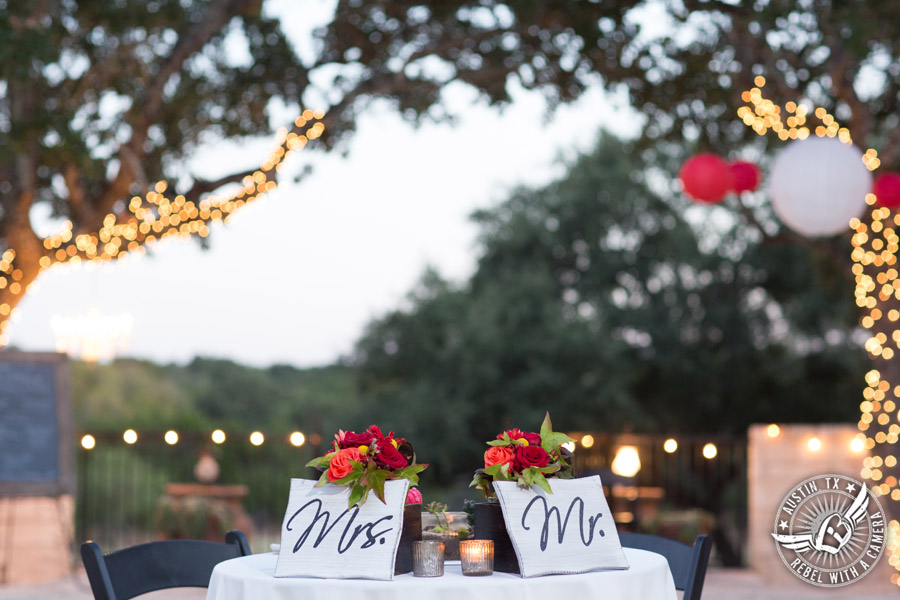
[494, 475, 630, 578]
[275, 479, 409, 580]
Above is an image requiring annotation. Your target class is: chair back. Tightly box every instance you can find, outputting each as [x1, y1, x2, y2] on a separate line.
[619, 532, 712, 600]
[81, 530, 251, 600]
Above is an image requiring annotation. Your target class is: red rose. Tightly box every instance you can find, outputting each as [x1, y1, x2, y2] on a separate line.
[484, 446, 515, 468]
[374, 438, 409, 469]
[513, 445, 550, 473]
[327, 447, 363, 481]
[339, 430, 374, 448]
[367, 424, 386, 439]
[523, 432, 542, 447]
[498, 428, 526, 442]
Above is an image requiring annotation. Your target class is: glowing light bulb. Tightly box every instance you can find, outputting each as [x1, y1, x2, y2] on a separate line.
[611, 446, 641, 477]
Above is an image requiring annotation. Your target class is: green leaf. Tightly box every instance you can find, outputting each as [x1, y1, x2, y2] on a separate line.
[533, 472, 553, 495]
[369, 468, 390, 504]
[486, 439, 511, 447]
[541, 431, 575, 454]
[313, 469, 331, 487]
[522, 467, 535, 486]
[483, 463, 510, 481]
[305, 453, 334, 469]
[394, 463, 428, 479]
[348, 481, 367, 509]
[539, 412, 553, 441]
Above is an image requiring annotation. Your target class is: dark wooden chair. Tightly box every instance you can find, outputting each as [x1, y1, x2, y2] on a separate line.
[619, 532, 712, 600]
[80, 530, 251, 600]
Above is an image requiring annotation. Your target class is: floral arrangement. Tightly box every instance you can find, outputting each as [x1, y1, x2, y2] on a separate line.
[306, 424, 427, 508]
[471, 412, 574, 499]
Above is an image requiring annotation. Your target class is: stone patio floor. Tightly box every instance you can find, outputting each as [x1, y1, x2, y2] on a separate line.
[1, 567, 899, 599]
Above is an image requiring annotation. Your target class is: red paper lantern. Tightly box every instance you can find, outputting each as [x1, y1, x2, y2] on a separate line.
[729, 161, 760, 193]
[678, 154, 733, 203]
[873, 172, 900, 208]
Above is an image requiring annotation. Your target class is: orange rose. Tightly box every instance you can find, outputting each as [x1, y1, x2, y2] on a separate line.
[327, 447, 363, 482]
[484, 446, 514, 468]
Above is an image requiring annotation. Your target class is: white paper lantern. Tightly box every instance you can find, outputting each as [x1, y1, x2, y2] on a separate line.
[769, 137, 872, 237]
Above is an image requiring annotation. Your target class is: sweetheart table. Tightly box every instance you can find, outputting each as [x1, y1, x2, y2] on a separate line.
[206, 547, 677, 600]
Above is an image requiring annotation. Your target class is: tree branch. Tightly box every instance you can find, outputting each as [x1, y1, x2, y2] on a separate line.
[92, 0, 258, 233]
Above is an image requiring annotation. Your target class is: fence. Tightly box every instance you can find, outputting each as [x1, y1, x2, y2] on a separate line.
[73, 430, 747, 564]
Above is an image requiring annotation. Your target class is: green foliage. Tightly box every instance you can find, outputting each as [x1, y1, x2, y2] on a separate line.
[71, 357, 363, 436]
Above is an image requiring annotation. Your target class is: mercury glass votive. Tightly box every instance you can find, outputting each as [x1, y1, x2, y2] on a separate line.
[459, 539, 494, 576]
[412, 540, 445, 577]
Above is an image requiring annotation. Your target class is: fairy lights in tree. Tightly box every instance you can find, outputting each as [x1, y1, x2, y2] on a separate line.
[739, 77, 900, 585]
[0, 111, 325, 346]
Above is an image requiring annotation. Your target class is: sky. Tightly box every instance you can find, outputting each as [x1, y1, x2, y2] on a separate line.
[5, 7, 644, 368]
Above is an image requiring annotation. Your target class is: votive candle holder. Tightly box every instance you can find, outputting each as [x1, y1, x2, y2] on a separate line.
[459, 539, 494, 576]
[412, 540, 445, 577]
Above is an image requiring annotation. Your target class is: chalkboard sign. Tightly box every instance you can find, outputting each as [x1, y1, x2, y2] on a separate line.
[0, 352, 73, 496]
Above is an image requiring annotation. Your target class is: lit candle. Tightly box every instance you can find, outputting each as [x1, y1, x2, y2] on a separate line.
[460, 540, 494, 576]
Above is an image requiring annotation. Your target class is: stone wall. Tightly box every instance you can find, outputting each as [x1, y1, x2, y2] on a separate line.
[747, 423, 895, 594]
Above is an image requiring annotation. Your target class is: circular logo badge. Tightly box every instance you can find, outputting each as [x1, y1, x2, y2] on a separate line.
[772, 473, 885, 587]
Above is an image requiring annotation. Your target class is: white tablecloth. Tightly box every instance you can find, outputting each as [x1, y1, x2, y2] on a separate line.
[206, 547, 677, 600]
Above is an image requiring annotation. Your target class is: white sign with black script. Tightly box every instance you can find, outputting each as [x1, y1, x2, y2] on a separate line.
[275, 478, 409, 580]
[494, 476, 630, 578]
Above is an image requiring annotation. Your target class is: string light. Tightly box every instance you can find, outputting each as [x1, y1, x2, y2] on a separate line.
[663, 438, 678, 453]
[79, 429, 310, 448]
[0, 112, 326, 344]
[740, 80, 898, 582]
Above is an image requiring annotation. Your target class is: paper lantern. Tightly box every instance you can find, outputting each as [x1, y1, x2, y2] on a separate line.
[679, 153, 733, 203]
[729, 161, 760, 193]
[769, 138, 871, 237]
[873, 172, 900, 209]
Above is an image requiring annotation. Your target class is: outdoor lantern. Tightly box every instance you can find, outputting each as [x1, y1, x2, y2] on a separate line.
[679, 153, 733, 203]
[729, 160, 760, 193]
[873, 172, 900, 208]
[769, 137, 871, 237]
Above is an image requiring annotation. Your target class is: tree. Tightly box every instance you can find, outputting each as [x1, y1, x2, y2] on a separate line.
[0, 0, 642, 341]
[4, 0, 895, 501]
[351, 134, 864, 481]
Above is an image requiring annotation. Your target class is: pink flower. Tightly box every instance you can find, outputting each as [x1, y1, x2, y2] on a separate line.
[406, 487, 423, 505]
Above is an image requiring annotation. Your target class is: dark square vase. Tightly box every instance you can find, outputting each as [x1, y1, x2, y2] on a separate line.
[473, 502, 519, 574]
[394, 503, 422, 575]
